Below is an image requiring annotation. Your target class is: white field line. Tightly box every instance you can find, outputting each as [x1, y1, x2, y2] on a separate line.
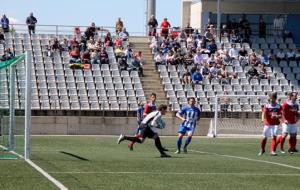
[48, 171, 300, 176]
[0, 145, 68, 190]
[189, 149, 300, 171]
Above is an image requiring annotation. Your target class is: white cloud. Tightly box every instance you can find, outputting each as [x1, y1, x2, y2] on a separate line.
[8, 17, 19, 24]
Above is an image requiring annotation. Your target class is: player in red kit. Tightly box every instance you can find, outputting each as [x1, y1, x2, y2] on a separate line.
[277, 92, 298, 154]
[259, 92, 282, 156]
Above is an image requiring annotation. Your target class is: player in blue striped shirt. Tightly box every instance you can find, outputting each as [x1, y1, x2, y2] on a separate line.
[175, 97, 201, 154]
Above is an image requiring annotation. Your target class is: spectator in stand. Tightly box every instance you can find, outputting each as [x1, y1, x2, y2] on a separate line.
[79, 36, 87, 53]
[85, 22, 97, 40]
[26, 12, 37, 35]
[276, 49, 286, 62]
[204, 29, 214, 43]
[220, 25, 229, 38]
[286, 49, 295, 61]
[50, 38, 62, 56]
[160, 18, 171, 39]
[69, 47, 81, 63]
[69, 37, 79, 50]
[154, 51, 166, 68]
[115, 46, 125, 63]
[81, 50, 91, 64]
[238, 45, 248, 61]
[258, 63, 269, 80]
[186, 35, 194, 49]
[192, 68, 203, 84]
[249, 52, 259, 66]
[194, 48, 204, 66]
[130, 53, 144, 77]
[148, 15, 158, 37]
[91, 49, 101, 65]
[87, 39, 97, 51]
[228, 43, 239, 60]
[222, 50, 232, 64]
[268, 49, 276, 61]
[179, 30, 187, 43]
[119, 27, 129, 41]
[210, 63, 221, 79]
[99, 48, 109, 64]
[1, 15, 9, 33]
[206, 39, 217, 56]
[124, 45, 134, 61]
[207, 53, 216, 66]
[201, 61, 211, 79]
[0, 31, 5, 45]
[182, 71, 192, 85]
[184, 22, 194, 36]
[74, 27, 81, 38]
[60, 38, 69, 52]
[239, 14, 251, 40]
[230, 30, 240, 43]
[184, 49, 194, 66]
[115, 17, 124, 35]
[104, 32, 113, 47]
[218, 43, 226, 56]
[259, 17, 266, 38]
[258, 50, 270, 66]
[114, 37, 123, 48]
[247, 65, 259, 80]
[273, 15, 285, 37]
[1, 48, 14, 61]
[166, 50, 176, 66]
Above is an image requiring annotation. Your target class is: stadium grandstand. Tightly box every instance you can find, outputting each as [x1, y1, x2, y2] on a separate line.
[0, 0, 300, 189]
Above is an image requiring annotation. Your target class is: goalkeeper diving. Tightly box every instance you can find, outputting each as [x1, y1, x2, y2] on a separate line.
[118, 104, 171, 158]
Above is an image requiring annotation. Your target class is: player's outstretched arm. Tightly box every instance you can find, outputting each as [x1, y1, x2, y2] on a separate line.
[176, 112, 185, 122]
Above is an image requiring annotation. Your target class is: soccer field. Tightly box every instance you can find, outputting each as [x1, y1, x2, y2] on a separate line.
[1, 136, 300, 190]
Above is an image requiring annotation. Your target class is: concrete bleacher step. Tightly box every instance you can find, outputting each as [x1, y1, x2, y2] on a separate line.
[132, 41, 168, 108]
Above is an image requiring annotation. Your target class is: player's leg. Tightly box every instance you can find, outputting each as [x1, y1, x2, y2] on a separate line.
[148, 130, 170, 157]
[128, 127, 141, 151]
[259, 125, 269, 155]
[289, 124, 298, 153]
[280, 123, 289, 153]
[175, 127, 185, 154]
[270, 125, 277, 156]
[183, 128, 195, 153]
[117, 134, 142, 144]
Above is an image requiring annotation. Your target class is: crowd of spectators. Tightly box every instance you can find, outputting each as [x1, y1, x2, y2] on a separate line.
[149, 15, 299, 89]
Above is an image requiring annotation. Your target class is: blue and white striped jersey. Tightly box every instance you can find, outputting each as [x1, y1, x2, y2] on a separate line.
[178, 106, 201, 128]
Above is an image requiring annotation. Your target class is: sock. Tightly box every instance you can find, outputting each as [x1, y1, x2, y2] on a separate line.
[270, 137, 276, 152]
[184, 136, 192, 148]
[261, 138, 267, 152]
[154, 137, 165, 154]
[177, 138, 182, 151]
[276, 136, 282, 147]
[291, 136, 297, 150]
[289, 137, 293, 150]
[280, 136, 286, 151]
[124, 136, 142, 143]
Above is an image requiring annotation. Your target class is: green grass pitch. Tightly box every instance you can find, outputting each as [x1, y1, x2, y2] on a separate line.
[1, 136, 300, 190]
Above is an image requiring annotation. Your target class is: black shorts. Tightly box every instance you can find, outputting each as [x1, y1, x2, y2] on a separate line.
[139, 125, 156, 139]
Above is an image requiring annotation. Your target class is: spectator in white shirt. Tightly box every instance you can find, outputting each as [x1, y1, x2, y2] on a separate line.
[218, 43, 226, 56]
[276, 49, 286, 61]
[119, 27, 129, 41]
[273, 15, 285, 37]
[154, 51, 166, 68]
[286, 49, 295, 61]
[228, 44, 239, 59]
[193, 48, 204, 66]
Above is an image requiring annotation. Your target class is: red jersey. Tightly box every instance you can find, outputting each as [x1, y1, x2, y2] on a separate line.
[160, 21, 170, 33]
[282, 100, 299, 124]
[143, 102, 157, 116]
[263, 103, 282, 126]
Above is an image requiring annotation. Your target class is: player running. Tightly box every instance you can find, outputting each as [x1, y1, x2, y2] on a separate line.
[277, 92, 298, 154]
[258, 92, 282, 156]
[118, 104, 171, 158]
[175, 97, 201, 154]
[128, 93, 157, 151]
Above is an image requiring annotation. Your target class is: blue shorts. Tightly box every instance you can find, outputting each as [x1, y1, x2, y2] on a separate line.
[178, 125, 195, 135]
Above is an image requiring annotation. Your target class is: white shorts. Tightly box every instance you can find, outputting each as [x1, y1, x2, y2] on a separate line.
[282, 123, 298, 134]
[262, 125, 278, 138]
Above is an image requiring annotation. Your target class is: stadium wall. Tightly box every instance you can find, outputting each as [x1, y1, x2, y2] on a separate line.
[191, 0, 300, 29]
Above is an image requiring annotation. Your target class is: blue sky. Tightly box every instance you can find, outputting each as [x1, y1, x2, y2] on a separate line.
[2, 0, 181, 35]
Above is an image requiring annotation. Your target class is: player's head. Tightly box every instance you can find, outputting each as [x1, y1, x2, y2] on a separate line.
[288, 92, 297, 102]
[158, 104, 168, 115]
[268, 92, 277, 104]
[188, 97, 196, 107]
[150, 93, 156, 103]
